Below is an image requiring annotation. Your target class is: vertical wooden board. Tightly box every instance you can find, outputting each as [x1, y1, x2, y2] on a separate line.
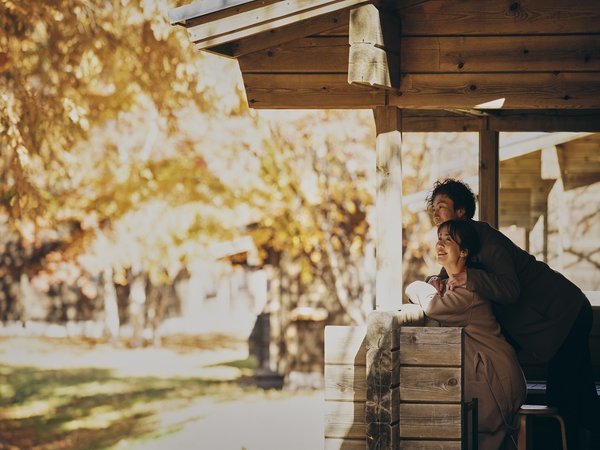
[325, 325, 366, 365]
[399, 404, 462, 439]
[324, 438, 366, 450]
[325, 364, 367, 401]
[325, 400, 366, 439]
[398, 367, 461, 402]
[479, 131, 500, 227]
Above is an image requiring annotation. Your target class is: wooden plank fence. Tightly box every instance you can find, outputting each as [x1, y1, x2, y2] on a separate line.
[324, 305, 468, 450]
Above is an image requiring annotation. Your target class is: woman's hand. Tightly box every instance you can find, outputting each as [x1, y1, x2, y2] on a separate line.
[427, 276, 443, 293]
[446, 271, 467, 290]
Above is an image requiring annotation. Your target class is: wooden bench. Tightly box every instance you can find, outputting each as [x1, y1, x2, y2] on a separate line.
[324, 305, 475, 450]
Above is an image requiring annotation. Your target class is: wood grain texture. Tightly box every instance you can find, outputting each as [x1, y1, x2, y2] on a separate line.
[325, 400, 366, 439]
[239, 34, 600, 73]
[324, 438, 366, 450]
[325, 364, 367, 401]
[399, 404, 462, 439]
[394, 0, 600, 36]
[479, 131, 500, 227]
[398, 366, 462, 402]
[324, 325, 366, 365]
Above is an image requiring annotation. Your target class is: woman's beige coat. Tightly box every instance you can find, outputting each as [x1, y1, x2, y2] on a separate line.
[406, 281, 527, 450]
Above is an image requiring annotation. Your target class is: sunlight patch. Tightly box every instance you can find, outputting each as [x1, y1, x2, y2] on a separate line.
[62, 407, 125, 431]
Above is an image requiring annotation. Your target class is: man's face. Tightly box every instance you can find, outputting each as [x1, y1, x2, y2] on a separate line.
[432, 194, 465, 226]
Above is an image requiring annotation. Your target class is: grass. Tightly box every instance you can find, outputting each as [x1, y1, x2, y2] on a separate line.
[0, 338, 261, 450]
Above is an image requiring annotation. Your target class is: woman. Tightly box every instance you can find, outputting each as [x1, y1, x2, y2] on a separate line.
[405, 219, 526, 450]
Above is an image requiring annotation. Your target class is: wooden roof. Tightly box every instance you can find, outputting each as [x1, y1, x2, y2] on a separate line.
[170, 0, 600, 131]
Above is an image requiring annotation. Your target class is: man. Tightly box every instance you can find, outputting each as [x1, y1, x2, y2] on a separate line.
[426, 178, 598, 449]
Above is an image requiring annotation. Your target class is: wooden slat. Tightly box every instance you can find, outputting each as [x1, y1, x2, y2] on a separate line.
[399, 404, 462, 439]
[401, 35, 600, 73]
[243, 72, 600, 109]
[239, 34, 600, 73]
[324, 325, 366, 365]
[243, 73, 386, 108]
[398, 441, 461, 450]
[487, 111, 600, 132]
[324, 438, 365, 450]
[325, 364, 367, 401]
[395, 0, 600, 36]
[212, 11, 351, 57]
[169, 0, 262, 25]
[399, 327, 462, 366]
[391, 72, 600, 109]
[187, 0, 369, 49]
[325, 400, 366, 439]
[398, 367, 462, 402]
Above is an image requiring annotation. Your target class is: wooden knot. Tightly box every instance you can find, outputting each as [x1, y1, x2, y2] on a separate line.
[447, 378, 458, 387]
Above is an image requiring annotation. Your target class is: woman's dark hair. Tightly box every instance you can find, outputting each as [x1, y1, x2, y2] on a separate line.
[438, 219, 480, 265]
[426, 178, 477, 219]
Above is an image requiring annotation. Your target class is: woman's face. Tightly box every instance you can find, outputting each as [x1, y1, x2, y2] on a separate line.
[436, 228, 465, 266]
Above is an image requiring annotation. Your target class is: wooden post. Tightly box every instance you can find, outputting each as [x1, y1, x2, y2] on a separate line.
[479, 131, 499, 227]
[365, 306, 425, 450]
[373, 106, 404, 311]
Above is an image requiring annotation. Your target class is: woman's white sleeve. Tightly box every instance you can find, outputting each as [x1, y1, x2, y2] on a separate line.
[405, 281, 438, 309]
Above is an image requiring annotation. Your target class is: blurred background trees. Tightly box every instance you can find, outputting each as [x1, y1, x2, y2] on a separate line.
[0, 0, 477, 370]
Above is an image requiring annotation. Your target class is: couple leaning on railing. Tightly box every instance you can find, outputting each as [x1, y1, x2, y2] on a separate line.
[405, 178, 599, 450]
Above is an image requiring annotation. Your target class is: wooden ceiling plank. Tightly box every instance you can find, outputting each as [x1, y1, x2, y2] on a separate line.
[487, 112, 600, 132]
[390, 72, 600, 109]
[187, 0, 370, 49]
[239, 36, 349, 72]
[401, 35, 600, 73]
[238, 34, 600, 73]
[214, 12, 351, 58]
[243, 73, 386, 108]
[169, 0, 262, 25]
[395, 0, 600, 36]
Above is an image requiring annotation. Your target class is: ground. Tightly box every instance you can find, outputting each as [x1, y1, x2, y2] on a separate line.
[0, 335, 323, 450]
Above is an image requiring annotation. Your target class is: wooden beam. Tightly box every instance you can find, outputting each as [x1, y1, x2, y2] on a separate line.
[389, 73, 600, 109]
[239, 34, 600, 73]
[373, 106, 404, 311]
[348, 4, 400, 89]
[242, 72, 600, 109]
[400, 35, 600, 73]
[186, 0, 370, 50]
[479, 131, 499, 227]
[395, 0, 600, 36]
[239, 36, 349, 71]
[243, 73, 386, 109]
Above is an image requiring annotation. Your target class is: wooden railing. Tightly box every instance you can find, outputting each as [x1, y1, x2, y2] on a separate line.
[324, 305, 468, 450]
[324, 293, 600, 450]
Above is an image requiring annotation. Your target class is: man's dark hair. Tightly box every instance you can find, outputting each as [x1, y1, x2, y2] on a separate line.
[426, 178, 477, 219]
[438, 219, 480, 265]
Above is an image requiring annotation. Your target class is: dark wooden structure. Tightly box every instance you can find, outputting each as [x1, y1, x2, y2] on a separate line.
[169, 1, 600, 448]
